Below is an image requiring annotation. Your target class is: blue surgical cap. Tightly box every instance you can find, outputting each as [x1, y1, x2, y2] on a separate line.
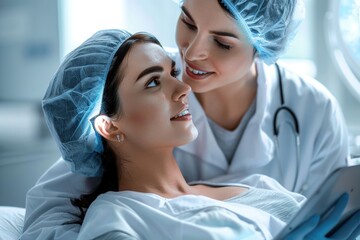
[172, 0, 305, 65]
[42, 29, 131, 177]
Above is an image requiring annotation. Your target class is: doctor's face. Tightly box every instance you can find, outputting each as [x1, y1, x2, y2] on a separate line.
[117, 42, 198, 149]
[176, 0, 256, 93]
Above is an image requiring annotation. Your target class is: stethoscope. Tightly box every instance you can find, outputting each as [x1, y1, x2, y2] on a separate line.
[273, 64, 306, 193]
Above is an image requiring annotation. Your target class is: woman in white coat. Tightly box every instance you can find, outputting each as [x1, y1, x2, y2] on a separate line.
[171, 0, 348, 196]
[21, 0, 349, 239]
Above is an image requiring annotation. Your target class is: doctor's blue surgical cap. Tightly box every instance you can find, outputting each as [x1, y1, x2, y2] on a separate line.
[42, 29, 132, 177]
[172, 0, 305, 65]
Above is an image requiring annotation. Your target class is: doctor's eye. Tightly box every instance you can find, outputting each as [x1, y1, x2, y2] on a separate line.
[181, 17, 197, 31]
[214, 39, 232, 50]
[171, 68, 181, 78]
[145, 77, 160, 89]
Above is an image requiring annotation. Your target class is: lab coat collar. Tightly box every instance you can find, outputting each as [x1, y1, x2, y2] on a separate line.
[178, 61, 275, 172]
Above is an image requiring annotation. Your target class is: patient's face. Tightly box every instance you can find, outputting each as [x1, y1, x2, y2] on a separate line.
[117, 42, 198, 148]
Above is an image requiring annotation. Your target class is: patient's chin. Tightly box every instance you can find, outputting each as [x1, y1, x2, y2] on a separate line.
[176, 126, 199, 146]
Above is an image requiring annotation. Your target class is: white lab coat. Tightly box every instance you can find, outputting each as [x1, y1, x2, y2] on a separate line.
[21, 58, 348, 239]
[174, 60, 349, 197]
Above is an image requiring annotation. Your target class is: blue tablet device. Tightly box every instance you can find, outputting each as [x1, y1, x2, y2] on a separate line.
[275, 164, 360, 239]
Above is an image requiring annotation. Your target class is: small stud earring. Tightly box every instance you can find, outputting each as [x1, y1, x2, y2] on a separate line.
[116, 134, 124, 142]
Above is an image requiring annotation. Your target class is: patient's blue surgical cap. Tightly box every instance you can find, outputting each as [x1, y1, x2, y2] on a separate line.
[42, 29, 131, 177]
[172, 0, 305, 65]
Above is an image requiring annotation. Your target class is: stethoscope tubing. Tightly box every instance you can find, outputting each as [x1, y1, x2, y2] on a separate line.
[273, 63, 304, 193]
[273, 64, 300, 136]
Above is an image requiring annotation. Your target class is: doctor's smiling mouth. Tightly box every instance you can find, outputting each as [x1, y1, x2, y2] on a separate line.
[185, 61, 214, 80]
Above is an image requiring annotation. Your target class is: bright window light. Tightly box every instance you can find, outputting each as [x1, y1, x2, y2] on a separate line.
[59, 0, 126, 59]
[58, 0, 180, 60]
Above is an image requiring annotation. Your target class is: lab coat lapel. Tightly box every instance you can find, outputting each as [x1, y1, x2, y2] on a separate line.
[229, 61, 275, 173]
[178, 92, 228, 170]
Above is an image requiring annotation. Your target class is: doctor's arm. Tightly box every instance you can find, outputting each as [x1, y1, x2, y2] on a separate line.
[20, 158, 100, 240]
[303, 96, 349, 197]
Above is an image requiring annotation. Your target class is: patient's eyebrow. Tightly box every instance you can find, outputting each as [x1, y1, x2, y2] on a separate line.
[136, 66, 163, 81]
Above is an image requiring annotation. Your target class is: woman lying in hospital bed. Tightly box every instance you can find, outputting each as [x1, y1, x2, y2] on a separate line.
[37, 29, 355, 240]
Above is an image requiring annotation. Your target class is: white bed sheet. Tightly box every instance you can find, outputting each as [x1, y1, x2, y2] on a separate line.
[0, 206, 25, 240]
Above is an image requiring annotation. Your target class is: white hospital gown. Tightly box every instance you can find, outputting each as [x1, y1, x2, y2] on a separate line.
[78, 176, 305, 240]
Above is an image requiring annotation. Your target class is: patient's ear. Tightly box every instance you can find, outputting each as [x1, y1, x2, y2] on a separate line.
[94, 115, 123, 142]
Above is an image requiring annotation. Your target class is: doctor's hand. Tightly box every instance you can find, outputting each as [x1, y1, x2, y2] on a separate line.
[284, 193, 360, 240]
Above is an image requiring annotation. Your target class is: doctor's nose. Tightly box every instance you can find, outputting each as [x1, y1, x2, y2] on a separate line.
[184, 35, 208, 62]
[172, 81, 191, 103]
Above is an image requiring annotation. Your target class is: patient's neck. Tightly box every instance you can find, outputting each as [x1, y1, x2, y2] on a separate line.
[116, 146, 191, 198]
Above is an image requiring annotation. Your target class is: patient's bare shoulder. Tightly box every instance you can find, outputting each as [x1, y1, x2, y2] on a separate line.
[192, 184, 248, 201]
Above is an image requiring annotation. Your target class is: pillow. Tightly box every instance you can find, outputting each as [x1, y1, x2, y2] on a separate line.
[0, 206, 25, 240]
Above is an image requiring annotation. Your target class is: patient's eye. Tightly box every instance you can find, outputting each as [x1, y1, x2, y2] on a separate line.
[145, 77, 160, 88]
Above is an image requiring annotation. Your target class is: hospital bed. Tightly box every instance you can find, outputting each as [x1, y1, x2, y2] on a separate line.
[0, 206, 25, 240]
[0, 133, 59, 240]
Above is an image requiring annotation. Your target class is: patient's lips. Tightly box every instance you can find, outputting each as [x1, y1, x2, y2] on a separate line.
[170, 107, 192, 121]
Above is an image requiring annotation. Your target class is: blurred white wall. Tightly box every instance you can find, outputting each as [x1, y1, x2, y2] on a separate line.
[0, 0, 60, 101]
[0, 0, 60, 207]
